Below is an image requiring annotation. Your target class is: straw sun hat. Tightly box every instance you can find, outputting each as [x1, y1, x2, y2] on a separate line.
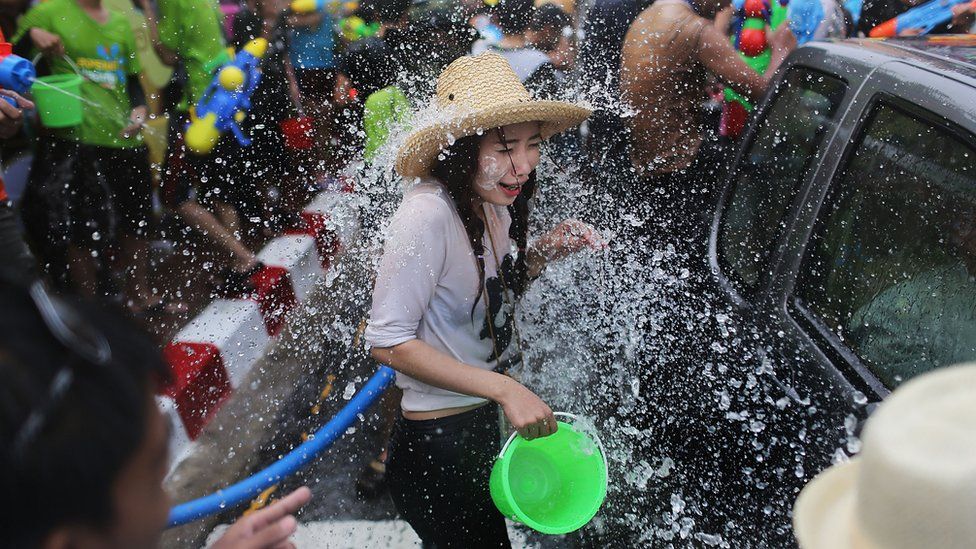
[394, 52, 591, 178]
[792, 363, 976, 549]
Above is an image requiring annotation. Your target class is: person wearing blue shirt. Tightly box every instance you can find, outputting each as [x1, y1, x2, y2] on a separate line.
[287, 9, 337, 175]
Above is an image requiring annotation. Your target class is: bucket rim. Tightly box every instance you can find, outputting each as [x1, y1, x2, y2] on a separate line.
[34, 73, 83, 86]
[494, 413, 609, 534]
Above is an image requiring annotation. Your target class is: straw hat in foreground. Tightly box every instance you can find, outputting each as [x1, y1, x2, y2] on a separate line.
[394, 52, 591, 178]
[792, 363, 976, 549]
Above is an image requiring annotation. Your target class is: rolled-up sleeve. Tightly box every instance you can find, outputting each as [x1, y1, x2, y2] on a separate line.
[365, 194, 451, 349]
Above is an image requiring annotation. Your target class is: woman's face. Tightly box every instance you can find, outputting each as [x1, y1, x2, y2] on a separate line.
[472, 122, 542, 206]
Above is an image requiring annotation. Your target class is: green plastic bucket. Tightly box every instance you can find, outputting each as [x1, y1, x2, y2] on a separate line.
[32, 73, 84, 128]
[490, 412, 608, 534]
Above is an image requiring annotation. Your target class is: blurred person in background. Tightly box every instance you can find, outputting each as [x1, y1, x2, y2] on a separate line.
[13, 0, 154, 312]
[526, 2, 573, 94]
[472, 0, 557, 96]
[142, 0, 267, 299]
[0, 279, 312, 548]
[576, 0, 654, 178]
[286, 0, 338, 180]
[620, 0, 796, 250]
[233, 0, 303, 234]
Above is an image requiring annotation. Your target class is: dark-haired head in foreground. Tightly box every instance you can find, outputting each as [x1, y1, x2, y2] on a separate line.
[0, 282, 172, 548]
[0, 282, 313, 548]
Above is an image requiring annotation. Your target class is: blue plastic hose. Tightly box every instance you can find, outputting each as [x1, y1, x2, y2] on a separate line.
[167, 365, 396, 527]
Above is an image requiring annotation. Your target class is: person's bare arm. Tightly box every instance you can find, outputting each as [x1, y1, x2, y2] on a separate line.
[713, 4, 734, 34]
[371, 340, 558, 440]
[696, 21, 796, 102]
[138, 0, 179, 66]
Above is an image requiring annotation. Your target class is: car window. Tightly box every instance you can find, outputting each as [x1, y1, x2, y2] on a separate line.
[795, 100, 976, 389]
[718, 68, 847, 295]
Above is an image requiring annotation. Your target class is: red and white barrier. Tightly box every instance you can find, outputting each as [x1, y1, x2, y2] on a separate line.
[160, 189, 359, 468]
[257, 234, 325, 302]
[157, 395, 193, 462]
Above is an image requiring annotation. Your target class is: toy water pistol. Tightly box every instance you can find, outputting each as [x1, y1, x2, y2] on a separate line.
[0, 30, 36, 107]
[720, 0, 788, 139]
[869, 0, 975, 37]
[185, 38, 267, 155]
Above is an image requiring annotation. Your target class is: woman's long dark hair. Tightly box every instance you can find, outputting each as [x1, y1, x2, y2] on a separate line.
[431, 134, 537, 318]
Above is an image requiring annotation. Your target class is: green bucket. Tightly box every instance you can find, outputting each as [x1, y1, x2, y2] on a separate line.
[32, 73, 84, 128]
[490, 412, 608, 534]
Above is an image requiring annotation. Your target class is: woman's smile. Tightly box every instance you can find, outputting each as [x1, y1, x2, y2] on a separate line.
[498, 180, 522, 197]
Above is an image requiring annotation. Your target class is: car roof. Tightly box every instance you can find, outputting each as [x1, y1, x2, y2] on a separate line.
[800, 36, 976, 87]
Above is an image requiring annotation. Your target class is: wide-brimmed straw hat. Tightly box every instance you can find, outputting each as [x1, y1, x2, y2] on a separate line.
[793, 363, 976, 549]
[394, 52, 591, 178]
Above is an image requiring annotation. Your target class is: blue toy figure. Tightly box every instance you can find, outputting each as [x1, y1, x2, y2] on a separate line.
[185, 38, 267, 155]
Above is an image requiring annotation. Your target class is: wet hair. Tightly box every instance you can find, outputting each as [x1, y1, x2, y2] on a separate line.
[0, 282, 169, 548]
[495, 0, 535, 35]
[431, 133, 536, 316]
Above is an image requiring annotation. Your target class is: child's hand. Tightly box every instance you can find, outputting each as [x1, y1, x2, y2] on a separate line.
[0, 91, 31, 138]
[120, 106, 147, 140]
[29, 28, 64, 58]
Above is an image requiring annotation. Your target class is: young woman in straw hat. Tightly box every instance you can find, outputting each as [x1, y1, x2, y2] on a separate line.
[365, 52, 599, 546]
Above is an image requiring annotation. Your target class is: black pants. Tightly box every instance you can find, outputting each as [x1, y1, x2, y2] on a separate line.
[387, 403, 511, 549]
[0, 202, 35, 283]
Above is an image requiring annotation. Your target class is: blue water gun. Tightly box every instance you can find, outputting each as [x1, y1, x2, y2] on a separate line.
[0, 40, 35, 107]
[870, 0, 975, 36]
[185, 38, 267, 155]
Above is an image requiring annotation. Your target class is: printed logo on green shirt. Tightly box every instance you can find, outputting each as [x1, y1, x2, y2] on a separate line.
[77, 43, 126, 89]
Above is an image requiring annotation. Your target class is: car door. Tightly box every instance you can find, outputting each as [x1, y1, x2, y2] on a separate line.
[760, 61, 976, 515]
[703, 61, 853, 543]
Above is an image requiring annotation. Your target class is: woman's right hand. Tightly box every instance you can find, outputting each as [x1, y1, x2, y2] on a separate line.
[496, 377, 557, 440]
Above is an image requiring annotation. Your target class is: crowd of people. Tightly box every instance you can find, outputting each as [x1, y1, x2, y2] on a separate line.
[0, 0, 970, 328]
[1, 0, 975, 546]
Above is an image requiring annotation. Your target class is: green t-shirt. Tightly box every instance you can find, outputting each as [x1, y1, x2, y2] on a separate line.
[15, 0, 142, 148]
[157, 0, 225, 111]
[363, 85, 411, 163]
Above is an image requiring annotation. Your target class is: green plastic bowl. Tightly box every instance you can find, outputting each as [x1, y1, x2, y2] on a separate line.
[32, 73, 84, 128]
[490, 412, 608, 535]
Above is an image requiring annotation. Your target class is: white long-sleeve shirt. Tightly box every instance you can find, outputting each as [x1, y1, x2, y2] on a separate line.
[365, 179, 518, 412]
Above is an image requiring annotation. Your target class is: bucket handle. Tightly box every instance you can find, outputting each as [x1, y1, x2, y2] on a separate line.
[498, 412, 609, 484]
[32, 53, 85, 78]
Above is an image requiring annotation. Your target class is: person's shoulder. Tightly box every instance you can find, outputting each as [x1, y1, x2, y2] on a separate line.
[402, 180, 454, 215]
[107, 7, 132, 29]
[24, 0, 63, 17]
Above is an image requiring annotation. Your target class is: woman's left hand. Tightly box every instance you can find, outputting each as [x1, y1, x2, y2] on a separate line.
[533, 219, 605, 265]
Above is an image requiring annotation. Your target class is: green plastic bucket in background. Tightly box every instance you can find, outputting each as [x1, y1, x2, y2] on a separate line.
[32, 73, 84, 128]
[490, 412, 608, 534]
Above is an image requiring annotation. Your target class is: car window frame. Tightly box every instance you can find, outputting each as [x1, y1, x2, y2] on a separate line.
[785, 92, 976, 396]
[710, 65, 850, 309]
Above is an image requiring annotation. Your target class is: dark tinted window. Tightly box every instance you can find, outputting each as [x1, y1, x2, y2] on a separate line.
[795, 101, 976, 388]
[718, 69, 846, 294]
